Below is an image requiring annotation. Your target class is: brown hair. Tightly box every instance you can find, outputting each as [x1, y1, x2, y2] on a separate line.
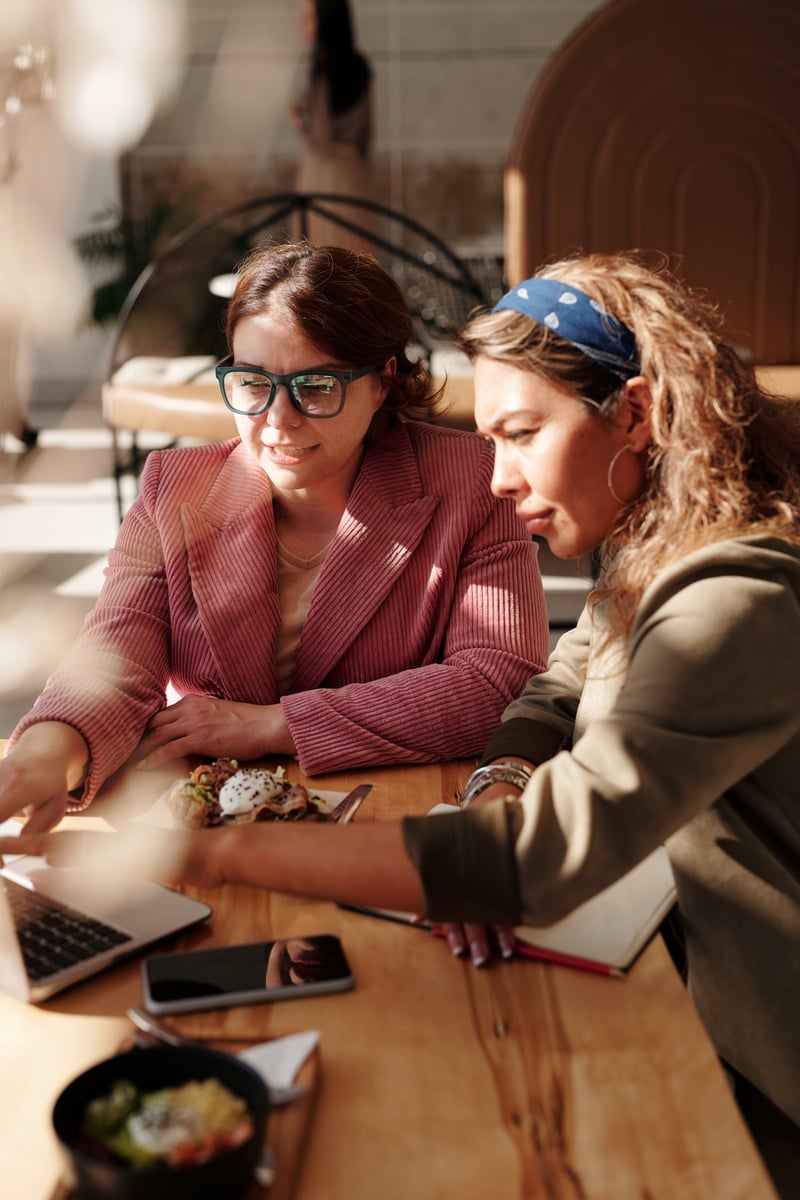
[225, 242, 442, 436]
[459, 250, 800, 642]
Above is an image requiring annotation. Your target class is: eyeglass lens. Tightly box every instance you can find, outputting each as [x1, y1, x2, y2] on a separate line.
[223, 370, 344, 417]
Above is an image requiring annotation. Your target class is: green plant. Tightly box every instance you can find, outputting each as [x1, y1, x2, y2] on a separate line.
[74, 202, 177, 327]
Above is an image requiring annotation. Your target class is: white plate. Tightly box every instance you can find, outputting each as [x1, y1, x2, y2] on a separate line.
[136, 779, 345, 830]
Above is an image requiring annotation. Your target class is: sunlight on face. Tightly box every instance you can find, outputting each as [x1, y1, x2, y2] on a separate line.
[473, 356, 625, 559]
[230, 313, 386, 503]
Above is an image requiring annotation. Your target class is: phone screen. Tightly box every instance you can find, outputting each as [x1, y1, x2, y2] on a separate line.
[142, 934, 354, 1014]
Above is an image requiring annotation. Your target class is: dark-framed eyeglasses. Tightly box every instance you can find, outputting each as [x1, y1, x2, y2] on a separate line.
[215, 359, 383, 419]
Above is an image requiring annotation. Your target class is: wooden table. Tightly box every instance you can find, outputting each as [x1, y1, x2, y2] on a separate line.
[0, 755, 777, 1199]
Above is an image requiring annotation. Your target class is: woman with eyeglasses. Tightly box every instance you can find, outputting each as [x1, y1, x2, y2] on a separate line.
[0, 242, 547, 829]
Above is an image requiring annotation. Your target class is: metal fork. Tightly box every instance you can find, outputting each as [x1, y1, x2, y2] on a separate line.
[322, 783, 372, 823]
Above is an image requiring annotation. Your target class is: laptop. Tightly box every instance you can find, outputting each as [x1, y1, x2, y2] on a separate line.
[0, 848, 212, 1004]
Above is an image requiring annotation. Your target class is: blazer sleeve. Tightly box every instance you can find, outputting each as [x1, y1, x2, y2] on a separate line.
[480, 599, 594, 765]
[8, 454, 175, 805]
[404, 555, 800, 925]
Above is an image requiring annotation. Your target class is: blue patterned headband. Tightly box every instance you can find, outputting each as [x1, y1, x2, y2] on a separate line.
[493, 277, 640, 381]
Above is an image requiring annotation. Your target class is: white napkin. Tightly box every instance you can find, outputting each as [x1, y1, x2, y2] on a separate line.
[239, 1029, 320, 1104]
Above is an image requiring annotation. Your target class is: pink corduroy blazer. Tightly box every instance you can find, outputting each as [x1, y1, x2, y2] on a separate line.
[14, 421, 549, 799]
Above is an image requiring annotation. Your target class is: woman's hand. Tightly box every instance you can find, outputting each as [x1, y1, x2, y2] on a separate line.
[0, 723, 90, 834]
[440, 920, 517, 966]
[438, 773, 531, 966]
[0, 756, 70, 834]
[134, 696, 297, 769]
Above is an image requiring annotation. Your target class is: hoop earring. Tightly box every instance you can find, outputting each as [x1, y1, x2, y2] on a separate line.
[607, 445, 631, 506]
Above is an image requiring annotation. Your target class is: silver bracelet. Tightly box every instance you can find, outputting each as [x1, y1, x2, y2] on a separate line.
[459, 760, 533, 809]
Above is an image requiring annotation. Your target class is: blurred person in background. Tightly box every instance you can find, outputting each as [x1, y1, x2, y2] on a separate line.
[288, 0, 373, 249]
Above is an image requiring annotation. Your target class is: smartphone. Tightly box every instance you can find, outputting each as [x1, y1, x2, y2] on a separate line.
[141, 933, 354, 1015]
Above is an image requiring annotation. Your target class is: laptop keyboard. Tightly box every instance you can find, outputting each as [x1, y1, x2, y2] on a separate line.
[4, 878, 133, 982]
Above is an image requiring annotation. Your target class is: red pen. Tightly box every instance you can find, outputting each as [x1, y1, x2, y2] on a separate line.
[431, 924, 625, 979]
[339, 907, 626, 979]
[510, 939, 625, 979]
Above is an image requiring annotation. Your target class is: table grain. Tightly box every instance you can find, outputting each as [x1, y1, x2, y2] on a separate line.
[0, 751, 777, 1198]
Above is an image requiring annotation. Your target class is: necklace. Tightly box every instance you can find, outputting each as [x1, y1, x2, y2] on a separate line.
[276, 534, 335, 570]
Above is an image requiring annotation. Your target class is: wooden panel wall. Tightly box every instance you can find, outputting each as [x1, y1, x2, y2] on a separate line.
[505, 0, 800, 364]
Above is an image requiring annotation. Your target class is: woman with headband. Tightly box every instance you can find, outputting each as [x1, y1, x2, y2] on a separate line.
[442, 253, 800, 1193]
[7, 252, 800, 1193]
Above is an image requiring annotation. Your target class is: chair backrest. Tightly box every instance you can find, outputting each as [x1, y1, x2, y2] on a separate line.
[504, 0, 800, 364]
[105, 193, 490, 378]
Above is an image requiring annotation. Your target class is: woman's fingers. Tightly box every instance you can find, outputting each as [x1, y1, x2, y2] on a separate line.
[441, 921, 468, 958]
[463, 923, 491, 966]
[437, 922, 517, 966]
[20, 790, 71, 836]
[494, 926, 517, 959]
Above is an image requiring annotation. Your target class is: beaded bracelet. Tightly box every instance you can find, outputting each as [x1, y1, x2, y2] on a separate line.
[458, 760, 533, 809]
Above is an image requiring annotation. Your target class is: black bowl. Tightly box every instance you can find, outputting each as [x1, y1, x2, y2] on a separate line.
[52, 1044, 270, 1200]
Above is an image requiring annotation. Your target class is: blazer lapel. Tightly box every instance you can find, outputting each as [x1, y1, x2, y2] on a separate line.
[182, 445, 281, 702]
[292, 427, 439, 689]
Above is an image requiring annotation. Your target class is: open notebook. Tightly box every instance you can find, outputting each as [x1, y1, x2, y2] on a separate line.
[0, 845, 211, 1003]
[511, 845, 676, 973]
[341, 807, 676, 977]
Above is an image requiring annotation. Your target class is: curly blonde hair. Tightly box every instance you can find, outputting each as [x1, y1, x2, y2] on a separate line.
[459, 251, 800, 642]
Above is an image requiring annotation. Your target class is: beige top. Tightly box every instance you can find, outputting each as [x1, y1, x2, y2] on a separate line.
[275, 539, 330, 695]
[295, 76, 371, 160]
